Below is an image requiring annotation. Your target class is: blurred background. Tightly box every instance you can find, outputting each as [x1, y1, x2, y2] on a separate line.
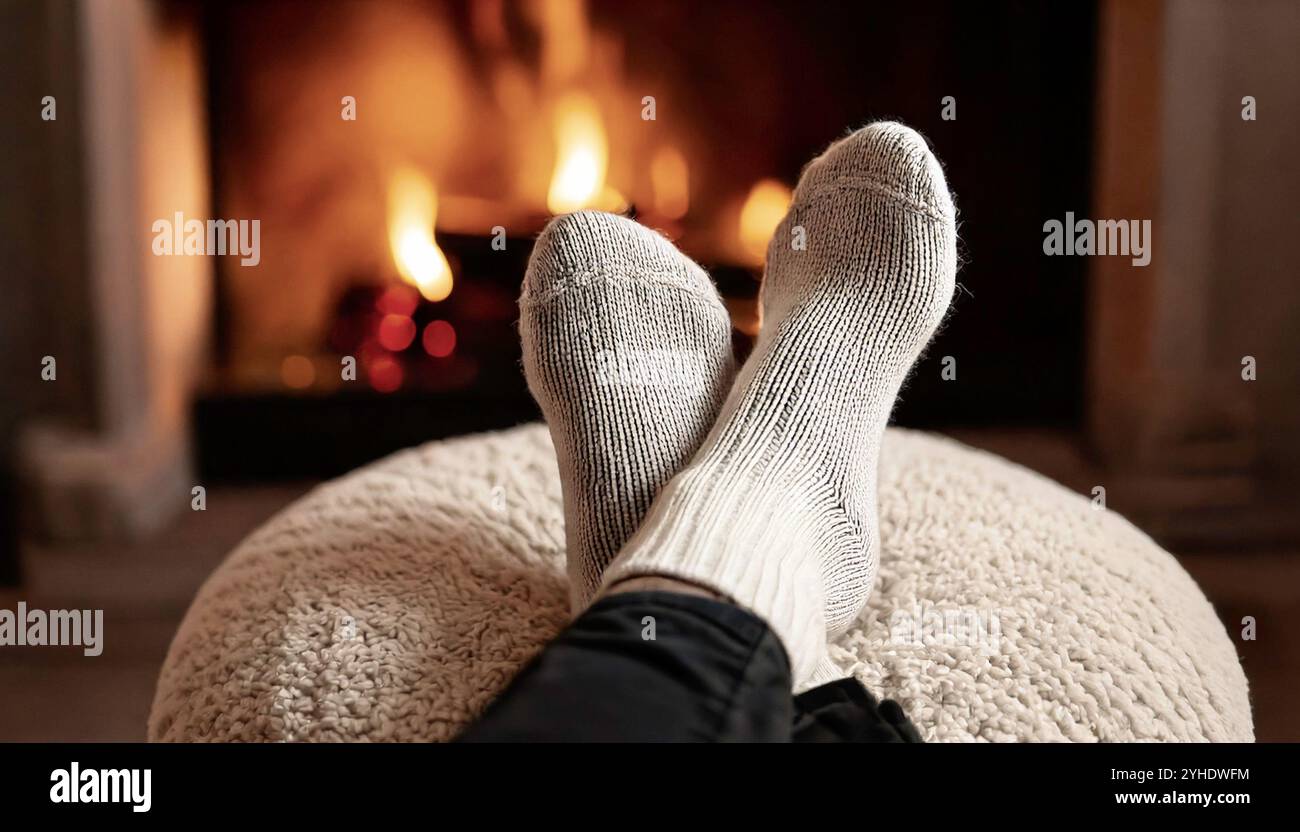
[0, 0, 1297, 740]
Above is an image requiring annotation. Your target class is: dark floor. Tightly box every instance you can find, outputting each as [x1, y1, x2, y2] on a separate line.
[0, 484, 314, 742]
[1, 433, 1296, 742]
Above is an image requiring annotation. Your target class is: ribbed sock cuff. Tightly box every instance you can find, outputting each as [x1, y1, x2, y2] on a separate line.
[601, 479, 828, 685]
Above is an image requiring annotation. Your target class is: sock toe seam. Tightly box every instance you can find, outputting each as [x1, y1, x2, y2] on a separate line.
[795, 175, 953, 221]
[520, 267, 728, 316]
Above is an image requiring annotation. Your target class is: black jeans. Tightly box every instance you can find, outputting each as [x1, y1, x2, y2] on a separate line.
[458, 591, 922, 742]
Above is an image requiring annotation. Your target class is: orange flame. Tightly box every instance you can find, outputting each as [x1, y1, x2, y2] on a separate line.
[738, 179, 792, 265]
[650, 145, 690, 220]
[388, 166, 453, 302]
[546, 92, 610, 214]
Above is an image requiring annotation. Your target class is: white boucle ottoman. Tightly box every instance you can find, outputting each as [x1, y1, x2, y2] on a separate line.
[149, 424, 1252, 742]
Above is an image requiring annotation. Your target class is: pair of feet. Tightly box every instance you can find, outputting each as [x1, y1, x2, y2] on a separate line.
[520, 122, 957, 687]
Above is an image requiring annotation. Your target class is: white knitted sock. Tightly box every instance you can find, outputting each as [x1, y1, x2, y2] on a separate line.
[521, 211, 737, 614]
[601, 122, 958, 685]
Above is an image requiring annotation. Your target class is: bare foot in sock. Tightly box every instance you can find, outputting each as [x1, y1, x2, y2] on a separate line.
[520, 211, 737, 614]
[601, 122, 958, 686]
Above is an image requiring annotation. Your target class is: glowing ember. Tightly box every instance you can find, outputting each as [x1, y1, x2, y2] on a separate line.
[375, 284, 420, 317]
[388, 166, 454, 302]
[377, 314, 417, 351]
[367, 355, 404, 393]
[546, 92, 609, 214]
[423, 319, 457, 358]
[738, 179, 793, 265]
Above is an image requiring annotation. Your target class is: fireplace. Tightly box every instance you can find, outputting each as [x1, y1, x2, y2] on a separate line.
[9, 0, 1141, 548]
[188, 0, 1098, 479]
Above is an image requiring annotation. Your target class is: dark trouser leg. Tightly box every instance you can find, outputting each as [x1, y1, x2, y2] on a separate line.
[457, 589, 924, 742]
[792, 678, 924, 742]
[457, 590, 793, 742]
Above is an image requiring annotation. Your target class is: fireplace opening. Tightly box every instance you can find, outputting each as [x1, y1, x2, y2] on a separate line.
[194, 0, 1096, 480]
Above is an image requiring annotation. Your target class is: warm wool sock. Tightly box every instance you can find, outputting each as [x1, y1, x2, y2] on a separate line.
[521, 211, 737, 614]
[601, 122, 958, 685]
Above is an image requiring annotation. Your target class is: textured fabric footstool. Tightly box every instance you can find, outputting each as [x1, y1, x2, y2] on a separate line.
[149, 425, 1252, 742]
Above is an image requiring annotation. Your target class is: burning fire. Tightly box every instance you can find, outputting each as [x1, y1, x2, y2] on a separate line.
[546, 92, 610, 214]
[738, 178, 793, 265]
[388, 166, 454, 302]
[650, 145, 690, 220]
